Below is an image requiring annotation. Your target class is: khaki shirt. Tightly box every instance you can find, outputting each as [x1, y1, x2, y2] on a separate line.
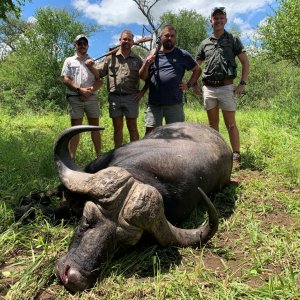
[196, 30, 246, 81]
[96, 49, 143, 94]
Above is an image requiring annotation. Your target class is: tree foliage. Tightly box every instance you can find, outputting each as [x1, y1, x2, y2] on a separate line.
[132, 1, 208, 55]
[0, 14, 31, 54]
[257, 0, 300, 66]
[132, 0, 162, 49]
[0, 7, 99, 112]
[159, 9, 208, 56]
[0, 0, 30, 20]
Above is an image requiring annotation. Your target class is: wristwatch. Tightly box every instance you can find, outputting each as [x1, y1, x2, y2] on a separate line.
[76, 87, 81, 94]
[240, 80, 247, 85]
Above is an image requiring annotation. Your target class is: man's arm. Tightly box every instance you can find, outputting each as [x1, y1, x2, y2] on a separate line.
[139, 51, 156, 80]
[90, 77, 104, 93]
[235, 52, 250, 94]
[133, 81, 149, 102]
[62, 75, 79, 91]
[187, 63, 201, 88]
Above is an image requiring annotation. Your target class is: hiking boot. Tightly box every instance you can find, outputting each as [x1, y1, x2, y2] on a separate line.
[233, 152, 241, 164]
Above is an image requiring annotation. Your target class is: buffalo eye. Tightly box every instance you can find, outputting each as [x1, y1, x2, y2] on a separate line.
[80, 217, 92, 231]
[81, 215, 97, 230]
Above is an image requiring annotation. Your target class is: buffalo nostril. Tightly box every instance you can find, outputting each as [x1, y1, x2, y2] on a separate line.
[63, 265, 71, 284]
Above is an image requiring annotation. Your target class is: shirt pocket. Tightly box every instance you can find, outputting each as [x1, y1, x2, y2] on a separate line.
[204, 44, 215, 58]
[69, 66, 80, 79]
[109, 65, 120, 77]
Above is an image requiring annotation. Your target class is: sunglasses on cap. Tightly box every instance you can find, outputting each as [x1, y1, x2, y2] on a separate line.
[211, 7, 226, 15]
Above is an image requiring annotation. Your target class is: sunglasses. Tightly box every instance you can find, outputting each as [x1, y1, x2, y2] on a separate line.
[77, 41, 88, 46]
[212, 7, 226, 14]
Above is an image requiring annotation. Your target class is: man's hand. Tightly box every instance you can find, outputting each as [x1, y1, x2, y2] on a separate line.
[235, 84, 246, 95]
[133, 91, 145, 102]
[179, 81, 188, 91]
[79, 87, 93, 101]
[192, 85, 202, 96]
[85, 59, 95, 68]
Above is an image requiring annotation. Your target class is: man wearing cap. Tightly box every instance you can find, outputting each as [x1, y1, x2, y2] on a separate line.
[61, 34, 103, 158]
[196, 7, 249, 165]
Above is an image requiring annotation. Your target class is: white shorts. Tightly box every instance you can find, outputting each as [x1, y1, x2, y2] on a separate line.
[202, 84, 236, 111]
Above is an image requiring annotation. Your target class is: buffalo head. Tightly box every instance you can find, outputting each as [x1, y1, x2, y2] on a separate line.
[54, 125, 219, 292]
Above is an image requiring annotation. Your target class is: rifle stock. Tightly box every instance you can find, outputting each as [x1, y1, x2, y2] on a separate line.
[94, 36, 152, 61]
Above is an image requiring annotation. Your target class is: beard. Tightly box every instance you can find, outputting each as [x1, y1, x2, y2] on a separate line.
[162, 40, 174, 50]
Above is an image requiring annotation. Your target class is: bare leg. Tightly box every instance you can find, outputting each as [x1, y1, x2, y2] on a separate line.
[112, 116, 124, 148]
[222, 110, 240, 153]
[206, 107, 220, 131]
[87, 117, 101, 157]
[126, 117, 139, 142]
[69, 118, 83, 158]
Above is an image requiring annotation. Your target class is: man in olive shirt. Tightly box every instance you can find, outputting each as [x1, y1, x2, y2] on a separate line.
[89, 30, 147, 148]
[196, 7, 249, 164]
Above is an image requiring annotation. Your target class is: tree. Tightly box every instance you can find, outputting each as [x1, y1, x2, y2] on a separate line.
[0, 14, 31, 54]
[160, 9, 208, 56]
[132, 1, 209, 54]
[132, 0, 162, 49]
[0, 0, 30, 20]
[0, 8, 99, 111]
[257, 0, 300, 66]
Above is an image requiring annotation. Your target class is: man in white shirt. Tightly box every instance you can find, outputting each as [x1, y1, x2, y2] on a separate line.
[61, 34, 103, 158]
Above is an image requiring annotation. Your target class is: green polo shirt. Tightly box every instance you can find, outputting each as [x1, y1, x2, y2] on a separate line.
[96, 49, 143, 94]
[196, 30, 245, 81]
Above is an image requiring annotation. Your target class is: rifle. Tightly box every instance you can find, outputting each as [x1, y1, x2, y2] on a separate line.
[154, 36, 162, 55]
[94, 36, 153, 61]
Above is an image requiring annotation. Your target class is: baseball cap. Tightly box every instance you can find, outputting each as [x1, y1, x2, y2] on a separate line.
[211, 7, 226, 17]
[74, 34, 88, 44]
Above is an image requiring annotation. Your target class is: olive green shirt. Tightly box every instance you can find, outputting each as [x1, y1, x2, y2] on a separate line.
[96, 49, 143, 94]
[196, 30, 245, 81]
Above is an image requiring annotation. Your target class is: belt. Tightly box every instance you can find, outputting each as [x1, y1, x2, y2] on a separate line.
[66, 94, 97, 99]
[66, 94, 79, 98]
[110, 92, 132, 96]
[203, 79, 233, 87]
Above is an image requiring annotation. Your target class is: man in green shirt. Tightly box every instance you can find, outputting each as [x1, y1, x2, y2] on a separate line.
[196, 7, 249, 164]
[87, 30, 147, 148]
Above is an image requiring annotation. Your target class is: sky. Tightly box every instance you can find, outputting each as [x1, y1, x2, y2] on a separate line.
[21, 0, 277, 58]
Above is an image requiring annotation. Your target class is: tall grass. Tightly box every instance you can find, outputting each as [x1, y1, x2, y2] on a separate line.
[0, 95, 299, 299]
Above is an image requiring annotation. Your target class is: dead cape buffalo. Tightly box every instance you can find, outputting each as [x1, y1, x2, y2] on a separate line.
[32, 122, 233, 292]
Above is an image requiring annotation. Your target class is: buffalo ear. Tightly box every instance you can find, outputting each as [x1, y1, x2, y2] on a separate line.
[82, 201, 103, 225]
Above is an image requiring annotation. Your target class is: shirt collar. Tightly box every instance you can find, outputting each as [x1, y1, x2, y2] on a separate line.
[75, 53, 90, 61]
[116, 48, 136, 58]
[210, 30, 228, 41]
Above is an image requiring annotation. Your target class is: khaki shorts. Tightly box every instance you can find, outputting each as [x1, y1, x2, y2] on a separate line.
[202, 84, 236, 111]
[67, 94, 100, 119]
[108, 93, 139, 118]
[144, 103, 185, 127]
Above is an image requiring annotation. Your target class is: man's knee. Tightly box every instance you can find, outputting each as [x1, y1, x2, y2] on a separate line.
[226, 123, 236, 131]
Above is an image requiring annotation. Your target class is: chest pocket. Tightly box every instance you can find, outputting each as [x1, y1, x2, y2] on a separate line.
[222, 38, 237, 78]
[109, 65, 120, 77]
[204, 44, 216, 59]
[219, 39, 234, 59]
[69, 64, 80, 79]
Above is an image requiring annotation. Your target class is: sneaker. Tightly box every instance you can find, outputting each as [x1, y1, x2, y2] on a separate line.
[233, 152, 241, 163]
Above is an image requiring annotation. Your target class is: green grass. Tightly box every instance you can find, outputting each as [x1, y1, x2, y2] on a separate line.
[0, 103, 299, 299]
